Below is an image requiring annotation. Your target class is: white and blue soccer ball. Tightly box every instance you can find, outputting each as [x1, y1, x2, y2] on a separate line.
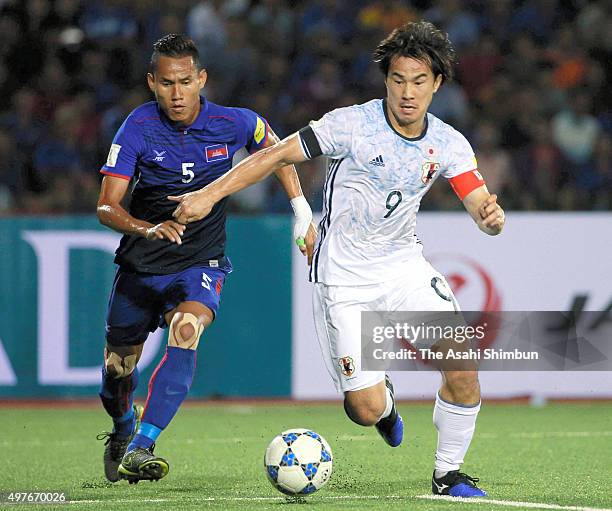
[264, 428, 333, 495]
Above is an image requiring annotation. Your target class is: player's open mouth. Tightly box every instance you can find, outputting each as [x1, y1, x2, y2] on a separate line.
[400, 105, 417, 113]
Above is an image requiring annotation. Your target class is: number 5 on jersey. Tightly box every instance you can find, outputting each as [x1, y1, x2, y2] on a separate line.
[182, 162, 195, 184]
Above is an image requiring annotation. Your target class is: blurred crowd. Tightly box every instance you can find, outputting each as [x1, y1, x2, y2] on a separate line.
[0, 0, 610, 215]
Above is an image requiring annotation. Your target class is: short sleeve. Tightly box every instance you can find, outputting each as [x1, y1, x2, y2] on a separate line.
[235, 108, 269, 153]
[300, 107, 355, 159]
[442, 130, 485, 199]
[100, 115, 144, 180]
[441, 130, 478, 179]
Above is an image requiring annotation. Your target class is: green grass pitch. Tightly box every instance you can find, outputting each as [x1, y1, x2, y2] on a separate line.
[2, 401, 611, 510]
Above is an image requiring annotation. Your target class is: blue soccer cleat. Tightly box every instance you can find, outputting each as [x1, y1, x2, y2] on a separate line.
[432, 470, 487, 498]
[375, 375, 404, 447]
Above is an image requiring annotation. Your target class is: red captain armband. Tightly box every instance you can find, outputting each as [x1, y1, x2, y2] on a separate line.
[448, 169, 485, 200]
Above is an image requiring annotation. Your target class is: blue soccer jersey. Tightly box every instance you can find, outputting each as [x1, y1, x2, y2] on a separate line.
[100, 96, 269, 274]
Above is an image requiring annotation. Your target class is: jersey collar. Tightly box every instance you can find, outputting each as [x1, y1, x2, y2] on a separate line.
[159, 96, 209, 131]
[189, 96, 209, 130]
[382, 99, 429, 141]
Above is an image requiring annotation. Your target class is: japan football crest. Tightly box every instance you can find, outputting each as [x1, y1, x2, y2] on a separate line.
[421, 162, 440, 184]
[338, 356, 355, 377]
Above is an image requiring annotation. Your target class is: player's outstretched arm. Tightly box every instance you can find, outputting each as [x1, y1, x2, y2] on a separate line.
[265, 127, 317, 265]
[97, 175, 185, 244]
[169, 133, 307, 224]
[462, 185, 505, 236]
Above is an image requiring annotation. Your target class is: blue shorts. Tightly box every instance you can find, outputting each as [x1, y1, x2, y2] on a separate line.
[105, 260, 232, 346]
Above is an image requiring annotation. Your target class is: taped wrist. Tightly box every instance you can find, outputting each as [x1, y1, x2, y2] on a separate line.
[290, 195, 313, 242]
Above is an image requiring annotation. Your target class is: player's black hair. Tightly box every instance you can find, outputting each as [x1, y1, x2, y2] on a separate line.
[373, 21, 456, 83]
[149, 34, 202, 73]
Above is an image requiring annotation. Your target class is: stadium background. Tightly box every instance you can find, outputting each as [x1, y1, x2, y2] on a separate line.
[0, 0, 610, 401]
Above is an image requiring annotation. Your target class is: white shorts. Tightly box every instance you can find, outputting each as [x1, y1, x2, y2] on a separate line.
[312, 255, 458, 393]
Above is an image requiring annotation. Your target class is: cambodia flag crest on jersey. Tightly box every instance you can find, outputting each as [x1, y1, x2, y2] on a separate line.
[205, 144, 229, 162]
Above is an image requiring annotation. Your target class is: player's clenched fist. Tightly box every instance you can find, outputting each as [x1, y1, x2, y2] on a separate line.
[300, 222, 317, 266]
[168, 191, 214, 224]
[479, 194, 505, 234]
[146, 220, 186, 245]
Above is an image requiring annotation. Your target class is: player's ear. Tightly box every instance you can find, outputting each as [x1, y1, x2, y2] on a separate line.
[198, 69, 207, 90]
[147, 72, 155, 92]
[433, 74, 443, 93]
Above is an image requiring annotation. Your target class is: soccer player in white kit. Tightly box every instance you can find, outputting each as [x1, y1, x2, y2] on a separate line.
[170, 21, 505, 498]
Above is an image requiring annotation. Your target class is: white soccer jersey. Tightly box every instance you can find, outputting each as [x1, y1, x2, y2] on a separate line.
[298, 99, 483, 286]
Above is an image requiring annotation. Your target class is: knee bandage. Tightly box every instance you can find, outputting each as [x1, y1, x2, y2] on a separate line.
[105, 350, 137, 378]
[168, 312, 203, 350]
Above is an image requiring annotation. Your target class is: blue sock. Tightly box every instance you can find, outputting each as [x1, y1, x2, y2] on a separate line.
[128, 346, 196, 451]
[113, 407, 136, 438]
[99, 365, 139, 438]
[129, 423, 162, 451]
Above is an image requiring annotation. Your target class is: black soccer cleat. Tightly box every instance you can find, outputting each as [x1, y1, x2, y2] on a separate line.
[97, 405, 143, 482]
[432, 470, 487, 497]
[374, 375, 404, 447]
[118, 444, 169, 484]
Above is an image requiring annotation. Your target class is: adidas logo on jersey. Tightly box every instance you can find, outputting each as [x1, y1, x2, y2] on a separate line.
[369, 155, 385, 167]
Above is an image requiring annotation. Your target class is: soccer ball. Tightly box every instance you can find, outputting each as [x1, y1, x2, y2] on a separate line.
[264, 428, 333, 495]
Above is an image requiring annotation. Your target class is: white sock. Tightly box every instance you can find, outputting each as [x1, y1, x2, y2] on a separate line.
[433, 393, 481, 473]
[379, 387, 394, 421]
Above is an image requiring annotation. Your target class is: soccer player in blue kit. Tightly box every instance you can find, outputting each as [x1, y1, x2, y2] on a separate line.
[96, 34, 315, 483]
